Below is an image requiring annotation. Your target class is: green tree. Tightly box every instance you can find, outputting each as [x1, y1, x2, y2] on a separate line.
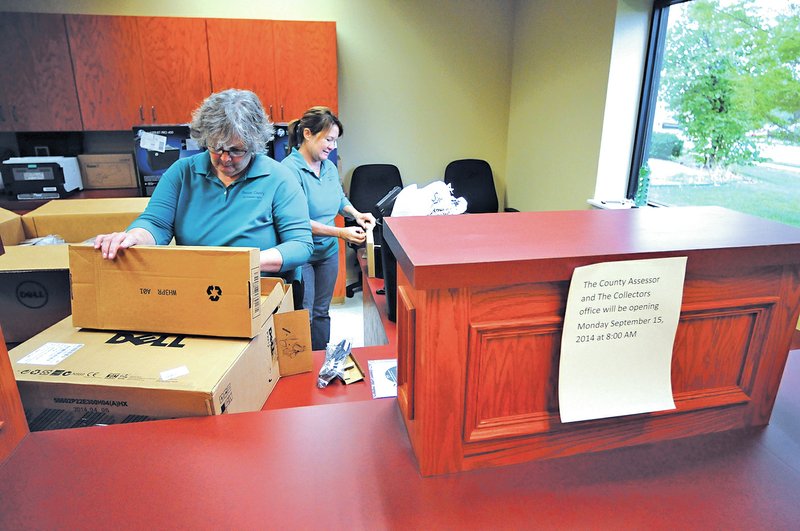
[659, 0, 800, 170]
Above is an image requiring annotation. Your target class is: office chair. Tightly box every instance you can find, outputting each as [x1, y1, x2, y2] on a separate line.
[345, 164, 403, 298]
[443, 159, 501, 214]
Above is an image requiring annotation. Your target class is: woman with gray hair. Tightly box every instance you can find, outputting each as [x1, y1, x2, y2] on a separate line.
[94, 89, 313, 281]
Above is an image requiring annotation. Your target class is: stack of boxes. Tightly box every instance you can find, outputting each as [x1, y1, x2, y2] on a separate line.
[1, 200, 311, 431]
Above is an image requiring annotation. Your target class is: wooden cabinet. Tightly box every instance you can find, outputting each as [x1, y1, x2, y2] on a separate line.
[384, 207, 800, 476]
[273, 21, 338, 122]
[208, 19, 337, 124]
[67, 15, 211, 130]
[0, 13, 82, 132]
[66, 15, 147, 131]
[206, 19, 279, 120]
[135, 17, 211, 125]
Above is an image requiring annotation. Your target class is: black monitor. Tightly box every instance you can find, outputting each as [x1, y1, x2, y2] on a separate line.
[371, 185, 402, 221]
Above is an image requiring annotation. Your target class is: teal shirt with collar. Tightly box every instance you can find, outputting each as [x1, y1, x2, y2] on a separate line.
[281, 147, 352, 262]
[128, 151, 313, 274]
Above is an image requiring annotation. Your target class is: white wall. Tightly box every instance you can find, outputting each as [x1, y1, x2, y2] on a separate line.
[505, 0, 619, 211]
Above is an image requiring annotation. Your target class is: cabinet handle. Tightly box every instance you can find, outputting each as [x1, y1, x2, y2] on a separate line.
[280, 105, 284, 121]
[151, 106, 157, 123]
[11, 105, 18, 122]
[269, 105, 273, 119]
[139, 105, 145, 122]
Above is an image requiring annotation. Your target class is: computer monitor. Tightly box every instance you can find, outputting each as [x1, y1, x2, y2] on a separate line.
[371, 185, 402, 221]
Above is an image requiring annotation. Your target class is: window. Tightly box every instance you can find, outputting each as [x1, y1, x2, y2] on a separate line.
[630, 0, 800, 227]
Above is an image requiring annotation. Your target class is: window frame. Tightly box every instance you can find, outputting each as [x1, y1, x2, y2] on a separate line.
[627, 0, 693, 202]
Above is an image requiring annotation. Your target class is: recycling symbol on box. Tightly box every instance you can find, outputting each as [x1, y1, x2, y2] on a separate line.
[206, 285, 223, 302]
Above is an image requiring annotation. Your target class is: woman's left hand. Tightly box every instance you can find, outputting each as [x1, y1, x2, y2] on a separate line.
[355, 212, 377, 231]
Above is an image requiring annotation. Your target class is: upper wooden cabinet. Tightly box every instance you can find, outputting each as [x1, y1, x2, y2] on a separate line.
[207, 19, 338, 124]
[67, 15, 212, 130]
[0, 13, 82, 132]
[273, 21, 338, 122]
[66, 15, 147, 131]
[206, 19, 279, 120]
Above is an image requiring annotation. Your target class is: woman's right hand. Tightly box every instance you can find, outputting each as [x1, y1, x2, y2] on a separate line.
[339, 226, 366, 245]
[94, 228, 152, 259]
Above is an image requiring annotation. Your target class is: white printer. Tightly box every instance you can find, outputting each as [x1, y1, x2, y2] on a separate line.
[1, 156, 83, 200]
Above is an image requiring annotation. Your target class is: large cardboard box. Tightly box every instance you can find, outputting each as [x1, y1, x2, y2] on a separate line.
[70, 244, 267, 338]
[22, 197, 149, 242]
[0, 245, 71, 344]
[78, 154, 138, 189]
[10, 317, 279, 431]
[261, 278, 313, 376]
[0, 208, 25, 246]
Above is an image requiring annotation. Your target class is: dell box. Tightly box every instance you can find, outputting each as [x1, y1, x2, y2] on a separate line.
[70, 244, 269, 339]
[0, 245, 71, 345]
[10, 316, 279, 431]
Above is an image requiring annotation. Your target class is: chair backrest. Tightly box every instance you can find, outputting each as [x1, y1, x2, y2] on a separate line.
[443, 159, 498, 214]
[348, 164, 403, 213]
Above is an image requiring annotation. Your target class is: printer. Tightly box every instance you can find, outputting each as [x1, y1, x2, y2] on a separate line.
[1, 156, 83, 200]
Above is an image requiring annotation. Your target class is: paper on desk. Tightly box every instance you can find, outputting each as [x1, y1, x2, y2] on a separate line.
[368, 359, 398, 399]
[558, 257, 687, 423]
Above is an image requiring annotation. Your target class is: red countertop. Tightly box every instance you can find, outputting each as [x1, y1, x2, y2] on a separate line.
[1, 351, 799, 529]
[383, 207, 800, 289]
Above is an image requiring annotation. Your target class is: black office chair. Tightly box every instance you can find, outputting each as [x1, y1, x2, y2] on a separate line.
[345, 164, 403, 298]
[443, 159, 503, 213]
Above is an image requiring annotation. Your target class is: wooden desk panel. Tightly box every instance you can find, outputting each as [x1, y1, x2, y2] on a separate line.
[0, 354, 799, 528]
[385, 207, 800, 475]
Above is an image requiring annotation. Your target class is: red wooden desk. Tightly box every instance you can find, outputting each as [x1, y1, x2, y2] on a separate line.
[0, 351, 799, 529]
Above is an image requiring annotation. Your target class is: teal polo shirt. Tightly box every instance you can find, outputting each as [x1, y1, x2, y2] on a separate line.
[282, 147, 352, 262]
[128, 151, 313, 273]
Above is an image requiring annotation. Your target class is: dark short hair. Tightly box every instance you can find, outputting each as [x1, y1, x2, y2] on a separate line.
[190, 89, 274, 154]
[287, 106, 343, 151]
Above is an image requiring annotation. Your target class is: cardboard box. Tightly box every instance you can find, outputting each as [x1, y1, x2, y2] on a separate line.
[10, 317, 279, 431]
[78, 154, 138, 189]
[366, 227, 383, 278]
[70, 244, 268, 339]
[0, 208, 25, 246]
[261, 277, 313, 376]
[0, 245, 71, 344]
[22, 197, 149, 242]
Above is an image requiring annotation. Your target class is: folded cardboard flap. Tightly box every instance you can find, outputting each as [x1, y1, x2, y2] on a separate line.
[0, 208, 25, 246]
[70, 244, 265, 338]
[260, 277, 313, 376]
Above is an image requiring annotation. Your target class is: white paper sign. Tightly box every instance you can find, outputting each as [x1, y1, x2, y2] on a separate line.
[16, 342, 84, 366]
[558, 257, 687, 423]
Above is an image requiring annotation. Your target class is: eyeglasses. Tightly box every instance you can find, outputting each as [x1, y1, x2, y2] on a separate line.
[208, 146, 248, 158]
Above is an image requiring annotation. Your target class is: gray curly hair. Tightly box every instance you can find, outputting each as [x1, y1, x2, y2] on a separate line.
[190, 89, 274, 154]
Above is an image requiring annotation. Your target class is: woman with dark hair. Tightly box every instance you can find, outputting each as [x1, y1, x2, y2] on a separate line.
[94, 89, 313, 283]
[282, 106, 375, 350]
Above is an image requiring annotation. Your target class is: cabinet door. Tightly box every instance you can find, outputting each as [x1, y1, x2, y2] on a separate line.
[136, 17, 212, 125]
[207, 19, 280, 121]
[273, 21, 338, 122]
[67, 15, 148, 131]
[0, 13, 82, 132]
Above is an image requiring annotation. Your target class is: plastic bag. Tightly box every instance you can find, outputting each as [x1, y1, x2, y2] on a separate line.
[391, 181, 467, 217]
[317, 339, 352, 388]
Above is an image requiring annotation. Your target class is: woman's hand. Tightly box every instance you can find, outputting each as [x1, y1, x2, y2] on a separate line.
[339, 226, 367, 245]
[354, 211, 377, 231]
[93, 228, 154, 259]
